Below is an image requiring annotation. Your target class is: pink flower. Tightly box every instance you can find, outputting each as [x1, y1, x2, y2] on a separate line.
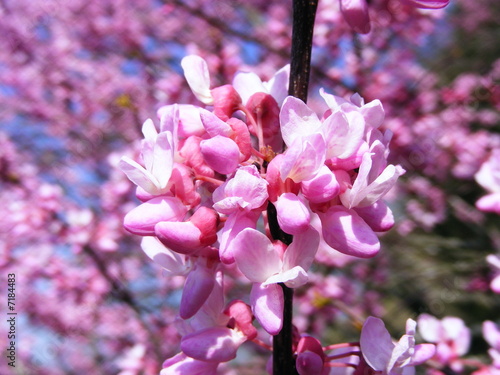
[417, 314, 470, 371]
[296, 336, 329, 375]
[319, 206, 380, 258]
[360, 316, 436, 375]
[140, 237, 192, 276]
[483, 321, 500, 369]
[475, 150, 500, 214]
[181, 55, 214, 105]
[161, 353, 218, 375]
[213, 165, 269, 214]
[123, 196, 187, 235]
[338, 0, 450, 34]
[487, 255, 500, 293]
[320, 89, 384, 130]
[339, 0, 371, 34]
[233, 227, 319, 334]
[119, 118, 174, 195]
[177, 274, 257, 364]
[155, 206, 219, 255]
[401, 0, 450, 9]
[232, 64, 290, 107]
[340, 139, 405, 209]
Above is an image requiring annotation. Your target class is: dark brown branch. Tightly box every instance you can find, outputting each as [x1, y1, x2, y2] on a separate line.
[271, 1, 318, 375]
[288, 0, 319, 101]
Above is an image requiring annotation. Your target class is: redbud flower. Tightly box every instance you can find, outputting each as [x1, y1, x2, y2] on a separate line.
[417, 314, 471, 371]
[483, 321, 500, 369]
[486, 254, 500, 293]
[360, 316, 436, 374]
[338, 0, 450, 34]
[120, 118, 174, 195]
[475, 150, 500, 214]
[233, 227, 320, 334]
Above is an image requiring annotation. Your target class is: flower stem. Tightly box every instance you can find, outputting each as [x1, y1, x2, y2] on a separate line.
[288, 0, 319, 102]
[271, 1, 318, 374]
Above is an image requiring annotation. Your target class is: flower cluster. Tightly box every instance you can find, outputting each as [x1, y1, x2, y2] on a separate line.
[120, 55, 406, 372]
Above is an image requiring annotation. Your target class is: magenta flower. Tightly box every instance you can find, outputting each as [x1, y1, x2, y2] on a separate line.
[487, 254, 500, 293]
[401, 0, 450, 9]
[161, 353, 218, 375]
[212, 165, 269, 215]
[233, 227, 319, 334]
[232, 64, 290, 107]
[483, 321, 500, 369]
[360, 316, 436, 375]
[339, 0, 371, 34]
[475, 150, 500, 214]
[340, 139, 405, 209]
[140, 237, 192, 276]
[123, 196, 187, 235]
[176, 273, 257, 364]
[417, 314, 471, 371]
[119, 118, 174, 196]
[181, 55, 214, 105]
[338, 0, 450, 34]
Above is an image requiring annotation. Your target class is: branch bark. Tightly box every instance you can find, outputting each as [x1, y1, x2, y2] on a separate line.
[271, 1, 318, 374]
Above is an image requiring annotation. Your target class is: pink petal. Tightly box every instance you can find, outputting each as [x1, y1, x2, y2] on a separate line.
[281, 133, 326, 182]
[409, 344, 436, 366]
[158, 103, 178, 139]
[388, 334, 414, 371]
[141, 237, 190, 276]
[265, 64, 290, 106]
[301, 165, 340, 203]
[224, 300, 258, 340]
[321, 110, 364, 159]
[320, 206, 380, 258]
[354, 201, 395, 232]
[232, 71, 267, 105]
[296, 352, 324, 375]
[491, 275, 500, 294]
[417, 314, 441, 342]
[180, 262, 215, 319]
[155, 221, 203, 255]
[250, 283, 284, 335]
[181, 327, 245, 362]
[476, 193, 500, 214]
[401, 0, 449, 9]
[280, 96, 322, 147]
[161, 353, 218, 375]
[359, 99, 384, 128]
[218, 210, 259, 264]
[181, 55, 213, 105]
[119, 156, 162, 195]
[200, 135, 240, 175]
[319, 88, 350, 110]
[360, 317, 394, 371]
[124, 196, 187, 235]
[283, 226, 320, 273]
[189, 206, 219, 248]
[213, 165, 268, 214]
[339, 0, 371, 34]
[276, 193, 311, 235]
[211, 84, 242, 120]
[199, 108, 232, 137]
[233, 229, 282, 283]
[264, 266, 309, 288]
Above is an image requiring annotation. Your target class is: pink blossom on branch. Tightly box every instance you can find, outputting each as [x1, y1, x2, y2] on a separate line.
[360, 316, 436, 375]
[417, 314, 471, 372]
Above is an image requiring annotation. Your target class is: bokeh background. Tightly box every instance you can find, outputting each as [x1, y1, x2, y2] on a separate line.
[1, 0, 499, 374]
